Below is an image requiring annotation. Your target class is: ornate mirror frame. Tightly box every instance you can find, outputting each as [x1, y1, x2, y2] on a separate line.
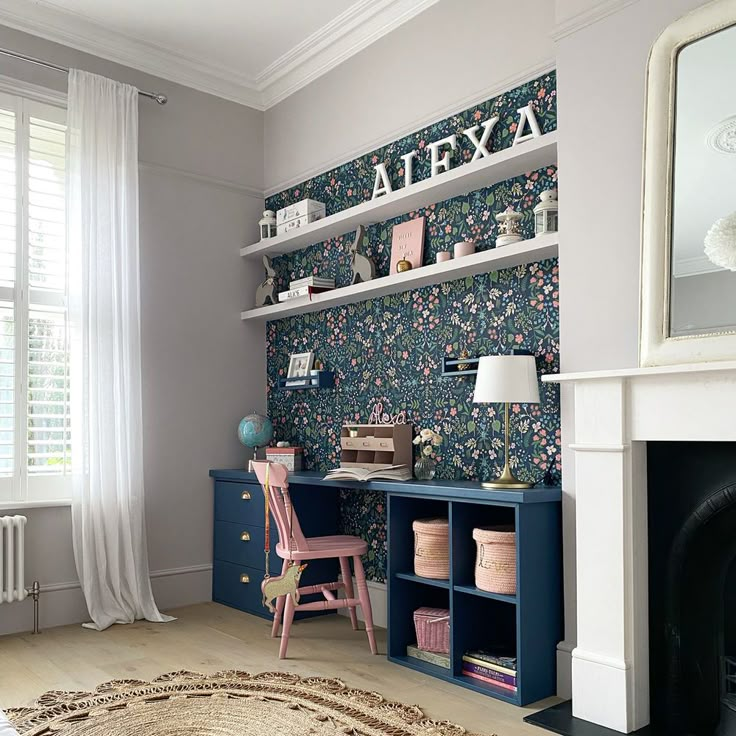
[640, 0, 736, 366]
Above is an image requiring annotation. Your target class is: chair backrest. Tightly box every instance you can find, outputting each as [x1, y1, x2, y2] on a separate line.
[251, 461, 308, 553]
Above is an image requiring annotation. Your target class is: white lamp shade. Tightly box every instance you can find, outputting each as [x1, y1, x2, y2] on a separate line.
[472, 355, 540, 404]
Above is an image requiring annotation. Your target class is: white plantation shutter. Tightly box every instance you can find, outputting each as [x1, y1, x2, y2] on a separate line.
[27, 309, 70, 476]
[0, 108, 16, 289]
[0, 91, 69, 505]
[0, 305, 14, 479]
[28, 115, 66, 293]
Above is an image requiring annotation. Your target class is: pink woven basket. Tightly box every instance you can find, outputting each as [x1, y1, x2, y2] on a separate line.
[473, 525, 516, 595]
[413, 606, 450, 654]
[413, 517, 449, 579]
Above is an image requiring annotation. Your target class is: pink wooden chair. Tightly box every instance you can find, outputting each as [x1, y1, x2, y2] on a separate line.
[251, 461, 378, 659]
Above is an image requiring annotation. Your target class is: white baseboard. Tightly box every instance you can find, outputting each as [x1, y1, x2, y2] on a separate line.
[0, 564, 213, 637]
[336, 575, 387, 629]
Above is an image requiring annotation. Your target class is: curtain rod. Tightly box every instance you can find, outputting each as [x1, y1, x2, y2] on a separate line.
[0, 47, 168, 104]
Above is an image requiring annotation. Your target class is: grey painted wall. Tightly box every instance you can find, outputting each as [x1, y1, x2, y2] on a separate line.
[0, 24, 265, 635]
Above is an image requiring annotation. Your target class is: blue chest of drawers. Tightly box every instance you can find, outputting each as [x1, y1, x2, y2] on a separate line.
[211, 477, 339, 620]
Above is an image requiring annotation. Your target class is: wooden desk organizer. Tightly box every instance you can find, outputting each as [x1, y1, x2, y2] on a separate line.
[340, 423, 413, 470]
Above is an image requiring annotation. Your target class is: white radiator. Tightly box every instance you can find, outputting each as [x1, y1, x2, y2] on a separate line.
[0, 515, 27, 603]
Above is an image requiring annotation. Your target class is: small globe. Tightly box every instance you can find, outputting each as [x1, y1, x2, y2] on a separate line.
[238, 413, 273, 449]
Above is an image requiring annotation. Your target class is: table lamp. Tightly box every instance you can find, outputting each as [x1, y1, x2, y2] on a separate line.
[473, 355, 540, 489]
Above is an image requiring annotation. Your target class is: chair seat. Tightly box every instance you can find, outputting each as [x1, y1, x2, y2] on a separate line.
[276, 534, 368, 560]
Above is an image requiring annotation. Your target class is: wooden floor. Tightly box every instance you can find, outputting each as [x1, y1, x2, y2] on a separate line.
[0, 602, 559, 735]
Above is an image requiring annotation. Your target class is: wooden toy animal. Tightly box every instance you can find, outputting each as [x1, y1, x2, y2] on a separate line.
[255, 255, 276, 307]
[261, 563, 307, 613]
[348, 225, 376, 284]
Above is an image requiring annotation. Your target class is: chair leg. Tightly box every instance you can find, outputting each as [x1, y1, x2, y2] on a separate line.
[271, 560, 289, 638]
[279, 559, 299, 660]
[339, 556, 359, 631]
[354, 554, 377, 655]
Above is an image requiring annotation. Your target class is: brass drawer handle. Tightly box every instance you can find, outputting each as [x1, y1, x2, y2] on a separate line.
[241, 491, 251, 501]
[240, 574, 250, 584]
[362, 441, 370, 447]
[241, 531, 251, 542]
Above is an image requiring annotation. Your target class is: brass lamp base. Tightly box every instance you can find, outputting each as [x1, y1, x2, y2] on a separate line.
[481, 462, 533, 490]
[481, 401, 534, 490]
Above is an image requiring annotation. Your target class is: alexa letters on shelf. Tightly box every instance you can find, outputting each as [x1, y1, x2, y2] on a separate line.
[371, 102, 543, 201]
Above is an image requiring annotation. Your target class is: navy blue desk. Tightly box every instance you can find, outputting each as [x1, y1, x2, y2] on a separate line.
[210, 469, 562, 707]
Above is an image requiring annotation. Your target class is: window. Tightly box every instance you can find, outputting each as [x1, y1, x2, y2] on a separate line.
[0, 90, 70, 504]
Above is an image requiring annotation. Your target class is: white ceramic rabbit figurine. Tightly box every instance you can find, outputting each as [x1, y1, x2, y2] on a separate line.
[255, 255, 276, 306]
[349, 225, 375, 284]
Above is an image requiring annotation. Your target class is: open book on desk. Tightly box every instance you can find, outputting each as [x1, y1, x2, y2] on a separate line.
[323, 465, 412, 482]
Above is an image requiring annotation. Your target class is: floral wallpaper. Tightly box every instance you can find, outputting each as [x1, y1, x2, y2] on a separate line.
[264, 72, 560, 583]
[265, 71, 557, 293]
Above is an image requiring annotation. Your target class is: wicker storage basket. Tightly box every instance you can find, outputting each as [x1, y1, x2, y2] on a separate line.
[473, 525, 516, 595]
[413, 517, 449, 579]
[413, 607, 450, 654]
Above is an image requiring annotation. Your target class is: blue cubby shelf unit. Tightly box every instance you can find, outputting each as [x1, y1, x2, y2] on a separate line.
[277, 371, 334, 391]
[387, 491, 562, 707]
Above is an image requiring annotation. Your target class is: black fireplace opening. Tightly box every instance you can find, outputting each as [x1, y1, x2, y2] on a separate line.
[648, 442, 736, 736]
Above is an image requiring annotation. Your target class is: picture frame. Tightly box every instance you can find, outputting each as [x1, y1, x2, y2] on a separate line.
[287, 351, 314, 378]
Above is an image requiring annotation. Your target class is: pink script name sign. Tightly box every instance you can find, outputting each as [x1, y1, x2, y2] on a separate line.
[390, 217, 425, 274]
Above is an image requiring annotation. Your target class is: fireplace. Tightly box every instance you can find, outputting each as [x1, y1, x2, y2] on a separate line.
[648, 442, 736, 736]
[539, 362, 736, 733]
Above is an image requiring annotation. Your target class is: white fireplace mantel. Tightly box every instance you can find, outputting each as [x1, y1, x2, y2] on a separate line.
[544, 361, 736, 733]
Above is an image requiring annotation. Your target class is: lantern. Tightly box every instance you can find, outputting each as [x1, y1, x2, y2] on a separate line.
[533, 190, 558, 236]
[259, 210, 277, 240]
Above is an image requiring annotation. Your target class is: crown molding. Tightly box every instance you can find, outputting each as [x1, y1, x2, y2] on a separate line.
[256, 0, 440, 109]
[0, 0, 439, 110]
[0, 0, 263, 108]
[264, 58, 556, 197]
[552, 0, 641, 41]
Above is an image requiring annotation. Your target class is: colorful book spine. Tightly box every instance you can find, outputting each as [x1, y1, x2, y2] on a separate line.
[277, 285, 332, 302]
[461, 661, 517, 687]
[462, 668, 517, 692]
[290, 277, 335, 288]
[463, 652, 517, 675]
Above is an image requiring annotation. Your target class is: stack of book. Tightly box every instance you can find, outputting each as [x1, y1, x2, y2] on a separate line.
[462, 651, 517, 693]
[278, 276, 335, 303]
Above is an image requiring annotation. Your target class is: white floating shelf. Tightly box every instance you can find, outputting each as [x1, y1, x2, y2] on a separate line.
[241, 132, 558, 260]
[241, 233, 559, 322]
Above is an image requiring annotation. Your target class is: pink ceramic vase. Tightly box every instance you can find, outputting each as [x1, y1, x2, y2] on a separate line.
[453, 241, 475, 258]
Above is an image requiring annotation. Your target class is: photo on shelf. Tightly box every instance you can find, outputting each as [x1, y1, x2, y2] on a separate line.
[287, 351, 314, 378]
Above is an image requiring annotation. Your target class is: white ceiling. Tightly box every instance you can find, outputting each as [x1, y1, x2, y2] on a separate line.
[672, 23, 736, 277]
[0, 0, 438, 109]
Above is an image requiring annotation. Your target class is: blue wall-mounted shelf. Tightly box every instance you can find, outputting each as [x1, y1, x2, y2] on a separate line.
[277, 371, 334, 391]
[441, 356, 479, 377]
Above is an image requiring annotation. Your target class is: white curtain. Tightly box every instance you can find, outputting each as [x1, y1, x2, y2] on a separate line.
[67, 69, 173, 631]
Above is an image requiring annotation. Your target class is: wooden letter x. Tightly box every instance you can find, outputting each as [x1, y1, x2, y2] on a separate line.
[463, 116, 499, 161]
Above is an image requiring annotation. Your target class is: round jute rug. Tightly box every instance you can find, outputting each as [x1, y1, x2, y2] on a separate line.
[5, 670, 487, 736]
